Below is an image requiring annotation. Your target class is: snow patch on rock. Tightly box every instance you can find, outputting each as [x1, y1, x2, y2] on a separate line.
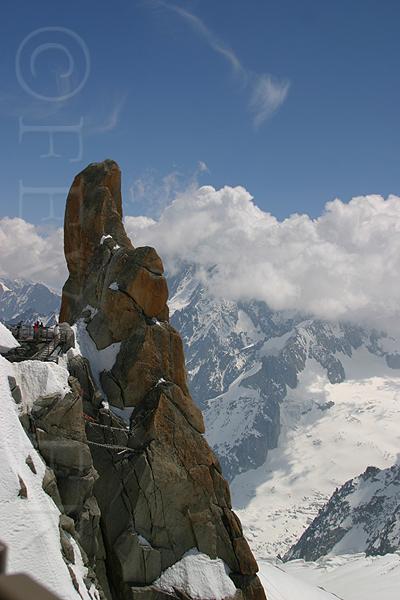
[0, 322, 19, 353]
[72, 319, 121, 390]
[153, 549, 237, 600]
[100, 234, 112, 245]
[14, 360, 70, 413]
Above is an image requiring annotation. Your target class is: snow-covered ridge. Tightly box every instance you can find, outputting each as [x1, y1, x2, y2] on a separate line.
[0, 355, 98, 600]
[286, 462, 400, 561]
[259, 560, 337, 600]
[0, 277, 60, 325]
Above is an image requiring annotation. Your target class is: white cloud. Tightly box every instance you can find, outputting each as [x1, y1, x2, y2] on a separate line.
[0, 218, 66, 291]
[250, 74, 290, 128]
[86, 94, 126, 135]
[125, 186, 400, 331]
[197, 160, 209, 173]
[162, 2, 243, 76]
[4, 185, 400, 333]
[155, 2, 289, 126]
[127, 162, 208, 217]
[0, 90, 68, 119]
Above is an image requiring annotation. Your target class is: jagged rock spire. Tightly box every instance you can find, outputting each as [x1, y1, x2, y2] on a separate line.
[60, 160, 133, 324]
[60, 160, 266, 600]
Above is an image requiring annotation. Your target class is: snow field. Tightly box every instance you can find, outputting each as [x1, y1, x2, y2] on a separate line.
[277, 552, 400, 600]
[232, 350, 400, 558]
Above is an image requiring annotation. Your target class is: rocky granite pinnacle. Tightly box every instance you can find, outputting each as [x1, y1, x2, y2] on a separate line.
[60, 160, 266, 600]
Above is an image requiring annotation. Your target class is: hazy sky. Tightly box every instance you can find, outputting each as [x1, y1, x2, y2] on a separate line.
[1, 0, 400, 224]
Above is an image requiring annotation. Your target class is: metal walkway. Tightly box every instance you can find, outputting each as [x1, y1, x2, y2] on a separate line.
[31, 335, 62, 361]
[7, 324, 136, 454]
[3, 324, 64, 363]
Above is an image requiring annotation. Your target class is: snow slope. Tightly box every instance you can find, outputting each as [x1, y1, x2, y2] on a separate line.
[0, 355, 98, 600]
[259, 561, 337, 600]
[232, 350, 400, 558]
[0, 322, 19, 353]
[279, 553, 400, 600]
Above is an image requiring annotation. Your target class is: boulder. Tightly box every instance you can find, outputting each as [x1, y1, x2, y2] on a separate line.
[8, 376, 22, 404]
[42, 466, 64, 511]
[59, 322, 75, 352]
[17, 475, 27, 499]
[33, 391, 86, 442]
[36, 431, 93, 475]
[68, 355, 102, 410]
[114, 532, 162, 585]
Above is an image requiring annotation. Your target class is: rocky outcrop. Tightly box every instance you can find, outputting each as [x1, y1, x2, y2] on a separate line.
[17, 374, 108, 598]
[60, 160, 133, 325]
[60, 160, 266, 600]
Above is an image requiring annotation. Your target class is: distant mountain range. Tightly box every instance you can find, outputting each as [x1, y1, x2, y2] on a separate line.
[169, 265, 400, 478]
[168, 264, 400, 557]
[0, 278, 60, 325]
[3, 270, 400, 560]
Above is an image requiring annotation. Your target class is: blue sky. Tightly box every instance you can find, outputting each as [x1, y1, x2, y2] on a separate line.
[1, 0, 400, 225]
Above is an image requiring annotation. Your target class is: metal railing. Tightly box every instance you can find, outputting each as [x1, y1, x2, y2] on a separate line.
[9, 324, 56, 343]
[3, 324, 66, 363]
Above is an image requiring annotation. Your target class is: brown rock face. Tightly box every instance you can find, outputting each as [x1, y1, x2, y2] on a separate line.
[60, 160, 133, 324]
[60, 160, 266, 600]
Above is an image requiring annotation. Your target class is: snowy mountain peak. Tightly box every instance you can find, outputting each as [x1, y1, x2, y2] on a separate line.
[0, 278, 60, 325]
[170, 266, 400, 482]
[286, 463, 400, 561]
[168, 265, 400, 560]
